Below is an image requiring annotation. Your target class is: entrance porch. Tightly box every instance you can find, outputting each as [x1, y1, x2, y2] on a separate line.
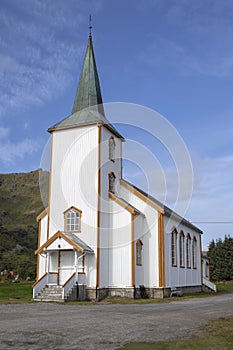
[33, 231, 94, 301]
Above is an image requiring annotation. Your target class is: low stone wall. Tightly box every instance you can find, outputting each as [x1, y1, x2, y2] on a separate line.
[74, 285, 203, 301]
[87, 286, 164, 301]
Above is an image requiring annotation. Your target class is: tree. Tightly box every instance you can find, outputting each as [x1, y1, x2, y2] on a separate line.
[207, 235, 233, 281]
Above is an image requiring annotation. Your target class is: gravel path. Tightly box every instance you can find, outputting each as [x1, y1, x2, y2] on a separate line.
[0, 293, 233, 350]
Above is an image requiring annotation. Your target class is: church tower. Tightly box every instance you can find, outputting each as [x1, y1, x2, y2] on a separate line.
[34, 30, 125, 299]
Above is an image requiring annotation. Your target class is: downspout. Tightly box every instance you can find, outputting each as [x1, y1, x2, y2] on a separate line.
[76, 252, 86, 299]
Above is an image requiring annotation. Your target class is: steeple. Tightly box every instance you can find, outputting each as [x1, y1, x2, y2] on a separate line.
[48, 27, 124, 139]
[72, 29, 105, 116]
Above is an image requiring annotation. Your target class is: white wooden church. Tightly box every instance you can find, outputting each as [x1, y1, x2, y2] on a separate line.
[33, 32, 215, 301]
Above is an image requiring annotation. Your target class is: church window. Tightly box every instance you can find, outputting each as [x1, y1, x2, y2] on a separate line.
[109, 136, 115, 162]
[193, 237, 197, 269]
[179, 231, 185, 267]
[171, 229, 177, 266]
[186, 234, 191, 268]
[108, 172, 116, 193]
[136, 240, 143, 266]
[64, 207, 82, 232]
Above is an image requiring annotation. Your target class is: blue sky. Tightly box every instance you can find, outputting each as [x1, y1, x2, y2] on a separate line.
[0, 0, 233, 248]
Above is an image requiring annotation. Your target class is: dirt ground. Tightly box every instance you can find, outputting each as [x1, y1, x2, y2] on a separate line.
[0, 293, 233, 350]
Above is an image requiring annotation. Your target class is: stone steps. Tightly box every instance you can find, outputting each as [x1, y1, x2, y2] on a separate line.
[34, 284, 86, 302]
[34, 285, 63, 302]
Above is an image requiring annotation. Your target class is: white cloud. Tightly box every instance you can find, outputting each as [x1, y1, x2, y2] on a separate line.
[0, 0, 103, 117]
[0, 138, 40, 165]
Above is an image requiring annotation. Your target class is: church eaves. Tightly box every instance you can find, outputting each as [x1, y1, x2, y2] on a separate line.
[48, 33, 124, 140]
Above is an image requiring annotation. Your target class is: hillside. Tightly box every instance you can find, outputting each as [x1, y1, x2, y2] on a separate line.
[0, 169, 49, 279]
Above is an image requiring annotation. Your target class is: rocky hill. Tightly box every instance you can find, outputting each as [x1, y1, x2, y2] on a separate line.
[0, 169, 49, 279]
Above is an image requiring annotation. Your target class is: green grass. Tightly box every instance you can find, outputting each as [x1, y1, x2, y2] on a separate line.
[216, 281, 233, 293]
[0, 281, 232, 305]
[0, 281, 33, 303]
[117, 316, 233, 350]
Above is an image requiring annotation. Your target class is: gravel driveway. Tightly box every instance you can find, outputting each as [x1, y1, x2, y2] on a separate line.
[0, 293, 233, 350]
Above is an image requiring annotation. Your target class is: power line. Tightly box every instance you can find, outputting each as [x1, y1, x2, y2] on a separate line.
[191, 222, 233, 224]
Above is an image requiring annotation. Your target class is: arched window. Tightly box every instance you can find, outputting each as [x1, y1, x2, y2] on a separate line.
[186, 234, 191, 268]
[136, 240, 143, 266]
[171, 229, 177, 266]
[64, 206, 82, 232]
[193, 236, 197, 269]
[108, 172, 116, 193]
[109, 136, 115, 162]
[179, 231, 185, 267]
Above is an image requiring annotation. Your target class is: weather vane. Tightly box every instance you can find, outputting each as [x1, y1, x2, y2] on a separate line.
[89, 15, 92, 37]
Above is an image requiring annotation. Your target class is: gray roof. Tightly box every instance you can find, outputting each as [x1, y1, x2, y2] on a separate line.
[48, 107, 124, 139]
[122, 179, 203, 234]
[63, 232, 94, 254]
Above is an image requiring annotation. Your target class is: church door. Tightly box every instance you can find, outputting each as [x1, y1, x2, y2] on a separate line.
[58, 250, 75, 285]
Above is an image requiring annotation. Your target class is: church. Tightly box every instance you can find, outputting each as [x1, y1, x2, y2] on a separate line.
[33, 30, 215, 301]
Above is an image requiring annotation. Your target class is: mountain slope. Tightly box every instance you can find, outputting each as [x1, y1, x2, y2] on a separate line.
[0, 169, 49, 279]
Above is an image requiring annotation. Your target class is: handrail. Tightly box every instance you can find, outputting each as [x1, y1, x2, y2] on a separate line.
[32, 273, 47, 288]
[203, 277, 216, 292]
[62, 273, 76, 300]
[33, 273, 48, 299]
[62, 272, 75, 288]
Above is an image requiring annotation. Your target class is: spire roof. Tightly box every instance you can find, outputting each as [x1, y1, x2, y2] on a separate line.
[48, 32, 124, 139]
[72, 34, 104, 115]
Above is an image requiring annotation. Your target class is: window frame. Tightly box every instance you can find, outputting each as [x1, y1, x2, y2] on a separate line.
[179, 231, 185, 268]
[64, 206, 82, 233]
[108, 172, 116, 193]
[171, 229, 178, 267]
[192, 236, 197, 269]
[109, 136, 116, 162]
[186, 234, 192, 269]
[136, 240, 143, 266]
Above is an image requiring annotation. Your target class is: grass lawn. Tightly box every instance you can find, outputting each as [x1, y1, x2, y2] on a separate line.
[216, 281, 233, 293]
[0, 280, 232, 305]
[0, 281, 33, 303]
[117, 316, 233, 350]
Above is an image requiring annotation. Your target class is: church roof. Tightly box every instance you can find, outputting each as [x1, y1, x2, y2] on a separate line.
[109, 192, 144, 216]
[121, 179, 203, 234]
[35, 231, 94, 254]
[48, 34, 124, 139]
[72, 34, 104, 115]
[63, 232, 94, 254]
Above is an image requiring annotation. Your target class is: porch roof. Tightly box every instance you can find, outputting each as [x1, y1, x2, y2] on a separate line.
[63, 232, 94, 254]
[35, 231, 94, 255]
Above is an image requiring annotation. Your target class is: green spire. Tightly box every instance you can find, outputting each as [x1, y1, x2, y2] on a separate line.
[48, 31, 124, 140]
[72, 34, 105, 116]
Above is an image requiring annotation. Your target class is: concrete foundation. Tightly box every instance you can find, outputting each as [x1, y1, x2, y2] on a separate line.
[76, 285, 203, 301]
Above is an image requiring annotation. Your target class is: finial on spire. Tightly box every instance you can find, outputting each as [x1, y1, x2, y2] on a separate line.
[89, 15, 92, 37]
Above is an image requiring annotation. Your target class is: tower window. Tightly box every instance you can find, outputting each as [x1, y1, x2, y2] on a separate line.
[109, 136, 115, 162]
[108, 172, 116, 193]
[64, 207, 82, 232]
[136, 240, 143, 266]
